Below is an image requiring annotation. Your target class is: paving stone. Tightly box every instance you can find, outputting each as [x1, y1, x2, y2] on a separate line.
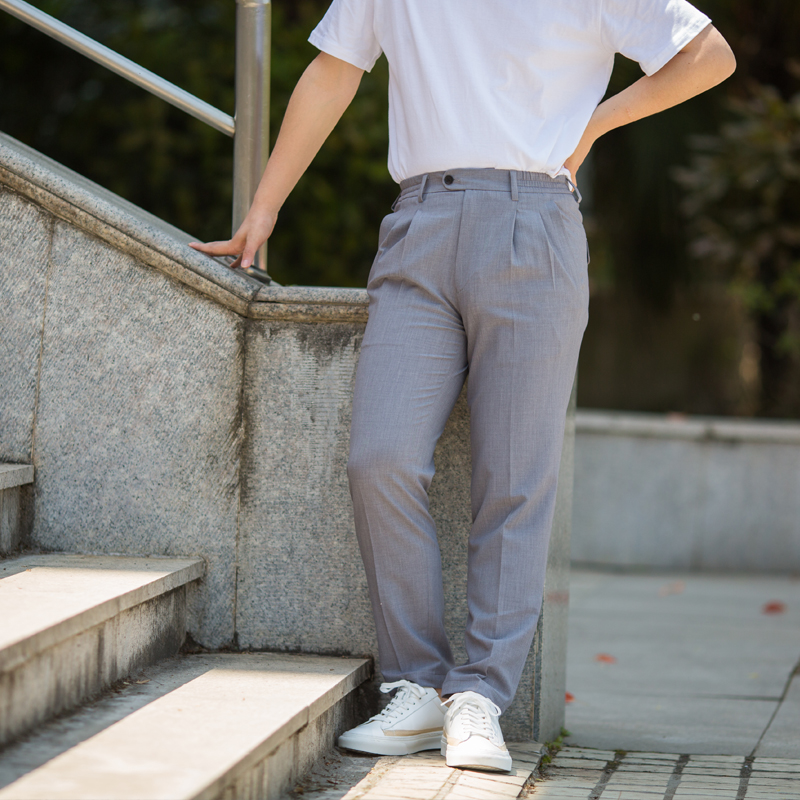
[753, 758, 800, 772]
[617, 763, 675, 772]
[688, 755, 746, 763]
[555, 749, 617, 760]
[551, 758, 608, 769]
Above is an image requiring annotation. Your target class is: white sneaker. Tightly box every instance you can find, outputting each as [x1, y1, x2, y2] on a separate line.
[338, 679, 445, 755]
[441, 691, 513, 772]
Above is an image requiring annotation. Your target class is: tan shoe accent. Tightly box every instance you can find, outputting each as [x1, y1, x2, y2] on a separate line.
[385, 726, 443, 736]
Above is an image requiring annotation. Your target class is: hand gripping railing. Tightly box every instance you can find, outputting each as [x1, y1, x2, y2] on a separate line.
[0, 0, 272, 281]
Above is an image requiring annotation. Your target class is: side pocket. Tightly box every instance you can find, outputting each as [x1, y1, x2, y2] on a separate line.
[368, 203, 421, 290]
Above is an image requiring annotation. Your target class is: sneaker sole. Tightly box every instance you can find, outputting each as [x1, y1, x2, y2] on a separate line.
[442, 738, 513, 773]
[338, 730, 443, 756]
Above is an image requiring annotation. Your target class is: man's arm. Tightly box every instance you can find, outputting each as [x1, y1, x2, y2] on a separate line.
[564, 24, 736, 180]
[189, 52, 364, 269]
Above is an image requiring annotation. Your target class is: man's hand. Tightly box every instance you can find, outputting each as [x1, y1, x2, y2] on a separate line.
[563, 24, 736, 182]
[189, 52, 364, 269]
[189, 210, 278, 270]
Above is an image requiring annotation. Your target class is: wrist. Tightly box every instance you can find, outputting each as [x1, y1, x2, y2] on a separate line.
[248, 193, 281, 223]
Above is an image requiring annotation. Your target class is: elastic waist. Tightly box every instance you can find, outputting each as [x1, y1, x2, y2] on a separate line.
[396, 168, 580, 205]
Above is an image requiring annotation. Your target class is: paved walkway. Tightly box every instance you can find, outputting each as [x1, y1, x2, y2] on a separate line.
[526, 568, 800, 799]
[289, 569, 800, 799]
[526, 748, 800, 799]
[563, 569, 800, 757]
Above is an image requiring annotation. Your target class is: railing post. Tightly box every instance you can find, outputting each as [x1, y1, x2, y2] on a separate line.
[233, 0, 271, 273]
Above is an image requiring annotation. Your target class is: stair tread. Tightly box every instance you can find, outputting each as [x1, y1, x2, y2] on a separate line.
[0, 464, 33, 492]
[0, 554, 204, 671]
[0, 652, 370, 800]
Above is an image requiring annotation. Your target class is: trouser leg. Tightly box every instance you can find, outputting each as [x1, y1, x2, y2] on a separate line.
[348, 197, 466, 688]
[440, 187, 589, 710]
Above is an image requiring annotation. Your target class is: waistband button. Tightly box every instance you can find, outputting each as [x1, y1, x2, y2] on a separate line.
[443, 174, 454, 186]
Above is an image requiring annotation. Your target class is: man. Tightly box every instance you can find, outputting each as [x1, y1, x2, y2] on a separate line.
[191, 0, 735, 774]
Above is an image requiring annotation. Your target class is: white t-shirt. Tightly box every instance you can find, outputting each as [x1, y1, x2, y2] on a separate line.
[309, 0, 711, 183]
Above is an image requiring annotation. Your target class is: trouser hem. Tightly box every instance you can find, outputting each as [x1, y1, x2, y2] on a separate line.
[382, 671, 449, 690]
[441, 678, 508, 713]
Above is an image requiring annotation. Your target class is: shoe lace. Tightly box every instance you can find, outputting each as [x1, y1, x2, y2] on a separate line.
[443, 692, 502, 740]
[368, 680, 429, 724]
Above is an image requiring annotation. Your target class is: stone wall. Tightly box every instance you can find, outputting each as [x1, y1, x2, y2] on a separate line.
[572, 410, 800, 572]
[0, 133, 575, 740]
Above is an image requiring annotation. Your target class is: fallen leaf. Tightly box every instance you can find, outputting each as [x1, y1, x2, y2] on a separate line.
[595, 653, 617, 664]
[659, 580, 686, 597]
[135, 679, 150, 684]
[565, 692, 575, 703]
[763, 601, 786, 614]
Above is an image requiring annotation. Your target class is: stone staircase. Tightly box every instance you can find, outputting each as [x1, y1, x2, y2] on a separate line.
[0, 510, 370, 799]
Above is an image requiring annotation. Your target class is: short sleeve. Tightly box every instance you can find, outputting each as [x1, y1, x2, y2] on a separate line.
[308, 0, 382, 73]
[601, 0, 712, 76]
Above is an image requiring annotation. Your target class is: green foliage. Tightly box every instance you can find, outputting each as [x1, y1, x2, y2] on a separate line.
[675, 77, 800, 414]
[0, 0, 237, 240]
[267, 2, 394, 287]
[0, 0, 394, 286]
[675, 84, 800, 321]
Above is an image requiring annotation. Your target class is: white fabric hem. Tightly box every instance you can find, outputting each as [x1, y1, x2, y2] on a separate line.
[640, 17, 712, 77]
[307, 30, 381, 73]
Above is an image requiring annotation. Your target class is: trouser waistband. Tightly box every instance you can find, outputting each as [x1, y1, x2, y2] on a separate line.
[396, 168, 581, 206]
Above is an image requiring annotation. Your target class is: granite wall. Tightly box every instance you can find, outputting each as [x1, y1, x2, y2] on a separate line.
[572, 411, 800, 573]
[0, 132, 575, 741]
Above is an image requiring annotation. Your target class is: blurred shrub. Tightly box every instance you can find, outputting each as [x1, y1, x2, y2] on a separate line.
[674, 77, 800, 416]
[0, 0, 394, 286]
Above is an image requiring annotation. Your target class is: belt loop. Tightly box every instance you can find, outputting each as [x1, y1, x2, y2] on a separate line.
[510, 170, 519, 202]
[417, 173, 429, 203]
[565, 176, 583, 205]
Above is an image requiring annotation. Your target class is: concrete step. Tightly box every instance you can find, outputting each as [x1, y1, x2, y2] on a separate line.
[0, 652, 371, 800]
[0, 553, 204, 746]
[0, 464, 34, 556]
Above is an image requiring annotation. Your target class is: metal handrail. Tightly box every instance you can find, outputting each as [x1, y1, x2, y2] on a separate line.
[0, 0, 273, 277]
[0, 0, 234, 136]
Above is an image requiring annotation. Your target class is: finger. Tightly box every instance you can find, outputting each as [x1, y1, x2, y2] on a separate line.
[229, 255, 243, 270]
[188, 239, 242, 257]
[240, 241, 259, 270]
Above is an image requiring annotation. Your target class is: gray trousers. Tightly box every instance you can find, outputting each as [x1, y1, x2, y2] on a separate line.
[348, 168, 589, 712]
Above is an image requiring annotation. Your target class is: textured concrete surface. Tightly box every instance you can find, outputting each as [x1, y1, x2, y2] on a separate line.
[0, 554, 203, 746]
[530, 379, 577, 743]
[236, 321, 372, 657]
[524, 749, 800, 799]
[0, 488, 22, 556]
[757, 672, 800, 758]
[0, 554, 204, 666]
[32, 224, 243, 647]
[0, 653, 370, 800]
[0, 191, 52, 464]
[572, 410, 800, 572]
[287, 743, 543, 800]
[564, 569, 800, 755]
[0, 466, 34, 556]
[0, 465, 34, 492]
[0, 133, 261, 312]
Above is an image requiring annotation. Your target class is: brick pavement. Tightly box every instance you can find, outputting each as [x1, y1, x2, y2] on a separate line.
[524, 747, 800, 799]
